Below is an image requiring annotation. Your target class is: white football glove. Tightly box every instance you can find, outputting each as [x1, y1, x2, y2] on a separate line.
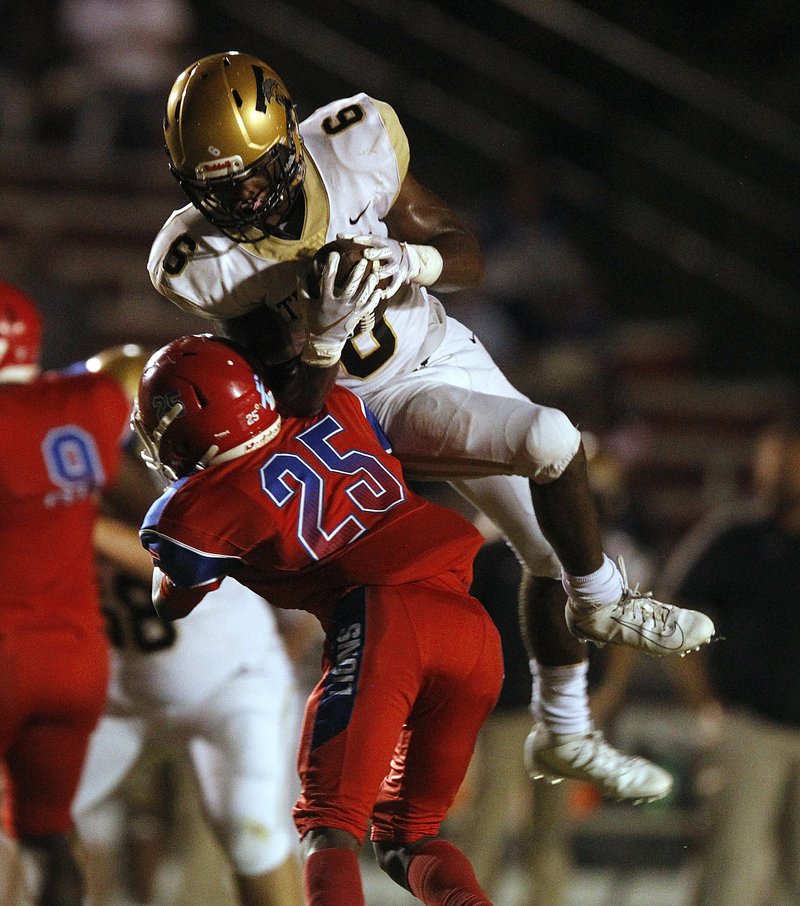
[345, 234, 445, 299]
[301, 251, 381, 367]
[345, 234, 421, 301]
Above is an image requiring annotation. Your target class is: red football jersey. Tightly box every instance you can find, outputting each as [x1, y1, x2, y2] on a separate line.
[141, 386, 484, 622]
[0, 370, 130, 632]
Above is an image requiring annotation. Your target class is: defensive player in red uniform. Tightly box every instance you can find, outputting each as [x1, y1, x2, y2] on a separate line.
[0, 283, 131, 906]
[133, 313, 505, 902]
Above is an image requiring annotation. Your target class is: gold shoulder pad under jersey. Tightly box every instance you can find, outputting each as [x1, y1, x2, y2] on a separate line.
[371, 98, 410, 185]
[85, 344, 150, 402]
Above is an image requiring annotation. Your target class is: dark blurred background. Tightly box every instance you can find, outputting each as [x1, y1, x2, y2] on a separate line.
[2, 0, 797, 554]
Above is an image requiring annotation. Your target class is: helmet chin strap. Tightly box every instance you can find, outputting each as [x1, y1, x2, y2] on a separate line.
[196, 444, 220, 470]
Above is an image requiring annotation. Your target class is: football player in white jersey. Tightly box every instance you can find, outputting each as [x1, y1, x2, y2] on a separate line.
[72, 346, 307, 906]
[148, 51, 715, 803]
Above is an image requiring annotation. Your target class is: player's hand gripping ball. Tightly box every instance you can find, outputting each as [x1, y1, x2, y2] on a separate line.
[309, 237, 389, 331]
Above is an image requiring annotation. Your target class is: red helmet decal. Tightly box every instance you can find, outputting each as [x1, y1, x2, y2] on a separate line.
[133, 334, 281, 481]
[0, 282, 42, 378]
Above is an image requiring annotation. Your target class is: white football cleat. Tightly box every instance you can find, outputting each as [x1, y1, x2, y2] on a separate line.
[565, 557, 715, 656]
[524, 724, 673, 804]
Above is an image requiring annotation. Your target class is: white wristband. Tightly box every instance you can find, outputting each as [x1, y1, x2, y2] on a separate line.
[301, 342, 342, 368]
[406, 243, 444, 286]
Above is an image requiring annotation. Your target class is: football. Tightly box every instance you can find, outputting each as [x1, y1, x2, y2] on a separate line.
[310, 236, 371, 291]
[307, 237, 390, 333]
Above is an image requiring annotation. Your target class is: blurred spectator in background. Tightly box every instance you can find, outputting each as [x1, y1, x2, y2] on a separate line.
[449, 435, 662, 904]
[461, 155, 614, 436]
[477, 157, 609, 350]
[660, 404, 800, 906]
[0, 283, 130, 906]
[42, 0, 195, 155]
[450, 515, 572, 906]
[0, 0, 58, 145]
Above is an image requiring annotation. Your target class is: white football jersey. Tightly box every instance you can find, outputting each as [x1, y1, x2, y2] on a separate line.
[75, 572, 302, 876]
[148, 94, 445, 392]
[102, 572, 289, 712]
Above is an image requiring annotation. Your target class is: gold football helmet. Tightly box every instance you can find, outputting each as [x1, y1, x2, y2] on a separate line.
[85, 343, 151, 402]
[164, 51, 305, 243]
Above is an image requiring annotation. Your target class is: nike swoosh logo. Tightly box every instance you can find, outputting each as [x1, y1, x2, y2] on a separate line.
[611, 615, 686, 651]
[349, 203, 370, 225]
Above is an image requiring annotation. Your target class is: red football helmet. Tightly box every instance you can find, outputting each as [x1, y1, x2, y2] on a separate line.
[0, 282, 42, 382]
[132, 334, 281, 483]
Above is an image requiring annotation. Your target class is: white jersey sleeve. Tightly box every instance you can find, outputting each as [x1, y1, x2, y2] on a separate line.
[147, 204, 302, 320]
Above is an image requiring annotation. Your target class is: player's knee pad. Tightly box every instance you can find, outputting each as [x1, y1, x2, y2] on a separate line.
[517, 405, 581, 483]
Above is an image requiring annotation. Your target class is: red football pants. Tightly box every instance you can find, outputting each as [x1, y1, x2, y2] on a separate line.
[0, 627, 109, 837]
[294, 573, 503, 843]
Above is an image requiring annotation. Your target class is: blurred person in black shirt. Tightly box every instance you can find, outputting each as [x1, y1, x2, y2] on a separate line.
[662, 407, 800, 906]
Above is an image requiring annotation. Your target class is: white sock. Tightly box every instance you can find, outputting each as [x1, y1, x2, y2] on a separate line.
[18, 847, 45, 901]
[562, 553, 623, 610]
[529, 658, 542, 722]
[532, 660, 592, 737]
